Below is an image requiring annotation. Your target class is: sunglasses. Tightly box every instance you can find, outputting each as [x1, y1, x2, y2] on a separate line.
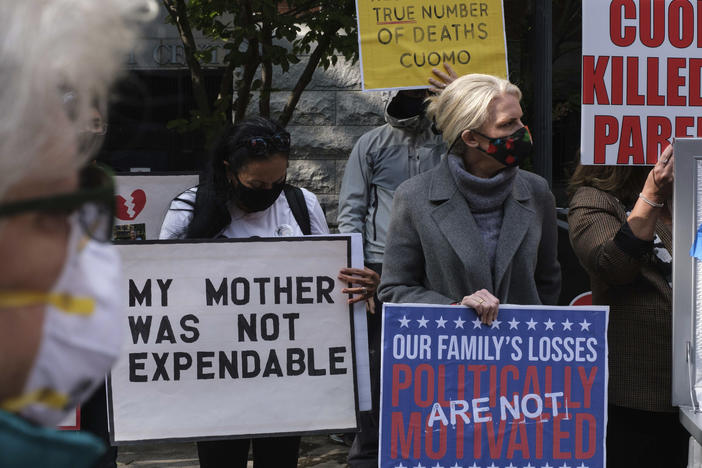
[0, 164, 116, 242]
[233, 132, 291, 156]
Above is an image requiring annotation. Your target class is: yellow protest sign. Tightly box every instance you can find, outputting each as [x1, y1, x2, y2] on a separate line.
[355, 0, 508, 90]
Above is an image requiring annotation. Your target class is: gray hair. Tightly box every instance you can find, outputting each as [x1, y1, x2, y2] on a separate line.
[426, 74, 522, 153]
[0, 0, 157, 200]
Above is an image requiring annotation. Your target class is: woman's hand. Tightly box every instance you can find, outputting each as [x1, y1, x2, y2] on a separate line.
[428, 63, 458, 94]
[643, 144, 674, 200]
[338, 267, 380, 307]
[628, 144, 674, 238]
[460, 289, 499, 325]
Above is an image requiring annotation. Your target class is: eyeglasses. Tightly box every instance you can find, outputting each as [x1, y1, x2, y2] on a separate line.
[233, 132, 291, 156]
[0, 164, 116, 242]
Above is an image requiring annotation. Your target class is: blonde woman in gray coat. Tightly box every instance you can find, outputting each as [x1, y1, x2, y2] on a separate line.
[378, 74, 561, 323]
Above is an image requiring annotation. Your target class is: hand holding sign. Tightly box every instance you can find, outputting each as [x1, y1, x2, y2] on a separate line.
[460, 289, 500, 326]
[428, 63, 459, 94]
[648, 144, 674, 199]
[338, 267, 380, 306]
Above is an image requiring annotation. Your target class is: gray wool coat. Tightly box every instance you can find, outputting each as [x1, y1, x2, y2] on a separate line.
[378, 158, 561, 306]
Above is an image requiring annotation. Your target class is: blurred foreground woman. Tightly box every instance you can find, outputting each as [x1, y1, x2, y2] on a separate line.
[0, 1, 155, 467]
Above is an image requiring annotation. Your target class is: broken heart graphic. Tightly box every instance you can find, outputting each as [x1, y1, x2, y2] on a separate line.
[116, 189, 147, 220]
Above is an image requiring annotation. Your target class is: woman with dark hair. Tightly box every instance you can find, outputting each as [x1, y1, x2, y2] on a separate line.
[568, 144, 688, 467]
[160, 115, 378, 468]
[160, 116, 328, 240]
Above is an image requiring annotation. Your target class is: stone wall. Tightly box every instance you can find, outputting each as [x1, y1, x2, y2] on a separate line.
[244, 58, 388, 232]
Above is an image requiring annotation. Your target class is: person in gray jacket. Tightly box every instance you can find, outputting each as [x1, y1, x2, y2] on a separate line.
[337, 89, 445, 467]
[338, 90, 446, 270]
[378, 74, 561, 321]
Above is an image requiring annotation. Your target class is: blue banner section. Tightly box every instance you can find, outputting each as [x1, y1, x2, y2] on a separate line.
[379, 304, 608, 468]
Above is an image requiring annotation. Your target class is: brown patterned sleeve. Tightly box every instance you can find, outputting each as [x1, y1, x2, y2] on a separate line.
[568, 186, 646, 286]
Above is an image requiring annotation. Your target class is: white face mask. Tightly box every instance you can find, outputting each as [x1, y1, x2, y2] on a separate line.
[0, 216, 123, 426]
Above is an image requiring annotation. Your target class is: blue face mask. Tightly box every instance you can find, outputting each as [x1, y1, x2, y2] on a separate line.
[472, 126, 533, 167]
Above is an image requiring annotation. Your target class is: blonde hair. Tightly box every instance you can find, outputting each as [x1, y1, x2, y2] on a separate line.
[426, 74, 522, 152]
[0, 0, 157, 200]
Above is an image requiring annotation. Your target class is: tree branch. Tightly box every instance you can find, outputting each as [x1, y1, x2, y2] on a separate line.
[232, 0, 260, 123]
[259, 24, 273, 118]
[162, 0, 211, 117]
[278, 27, 335, 127]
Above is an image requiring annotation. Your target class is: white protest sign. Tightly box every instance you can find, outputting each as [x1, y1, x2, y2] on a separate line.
[108, 238, 358, 443]
[114, 174, 198, 240]
[581, 0, 702, 165]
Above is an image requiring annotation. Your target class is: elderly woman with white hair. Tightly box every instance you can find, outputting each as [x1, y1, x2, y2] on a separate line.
[378, 74, 561, 321]
[0, 1, 154, 467]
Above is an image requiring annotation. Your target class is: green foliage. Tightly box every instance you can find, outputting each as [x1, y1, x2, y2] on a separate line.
[164, 0, 359, 141]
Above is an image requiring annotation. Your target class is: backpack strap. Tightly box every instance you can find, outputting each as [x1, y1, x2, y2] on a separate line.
[283, 184, 311, 235]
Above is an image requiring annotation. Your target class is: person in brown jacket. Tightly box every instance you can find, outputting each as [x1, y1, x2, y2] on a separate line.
[568, 144, 687, 467]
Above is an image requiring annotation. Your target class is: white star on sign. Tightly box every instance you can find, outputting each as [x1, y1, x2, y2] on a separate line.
[487, 463, 499, 468]
[541, 464, 553, 468]
[431, 463, 445, 468]
[454, 317, 466, 329]
[395, 464, 407, 468]
[508, 317, 520, 329]
[526, 317, 538, 330]
[523, 464, 535, 468]
[559, 463, 571, 468]
[453, 463, 467, 468]
[413, 463, 426, 468]
[579, 319, 591, 331]
[506, 463, 517, 468]
[561, 318, 573, 331]
[472, 317, 482, 329]
[435, 316, 447, 328]
[417, 316, 428, 328]
[399, 316, 410, 328]
[490, 319, 502, 329]
[544, 318, 555, 330]
[576, 464, 588, 468]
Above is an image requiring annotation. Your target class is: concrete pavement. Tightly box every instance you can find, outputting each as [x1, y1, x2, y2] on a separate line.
[116, 435, 350, 467]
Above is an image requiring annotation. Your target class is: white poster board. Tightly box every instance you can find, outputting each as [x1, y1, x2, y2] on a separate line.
[108, 238, 359, 443]
[581, 0, 702, 165]
[114, 173, 198, 240]
[673, 139, 702, 442]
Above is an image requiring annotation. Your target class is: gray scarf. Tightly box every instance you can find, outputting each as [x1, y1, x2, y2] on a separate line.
[448, 155, 517, 272]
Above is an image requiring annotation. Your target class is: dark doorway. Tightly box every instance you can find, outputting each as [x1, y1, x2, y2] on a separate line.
[99, 69, 224, 173]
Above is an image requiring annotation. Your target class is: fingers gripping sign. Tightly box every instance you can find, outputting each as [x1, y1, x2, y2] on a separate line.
[338, 266, 380, 306]
[460, 289, 499, 326]
[428, 62, 459, 94]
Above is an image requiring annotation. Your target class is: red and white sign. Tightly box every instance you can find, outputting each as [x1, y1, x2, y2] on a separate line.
[581, 0, 702, 165]
[57, 407, 80, 430]
[114, 174, 198, 240]
[569, 291, 593, 307]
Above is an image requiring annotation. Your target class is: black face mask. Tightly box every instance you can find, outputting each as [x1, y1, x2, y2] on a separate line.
[388, 93, 427, 119]
[231, 174, 286, 213]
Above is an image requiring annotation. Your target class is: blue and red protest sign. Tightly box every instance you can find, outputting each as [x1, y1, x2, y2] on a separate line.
[379, 304, 608, 468]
